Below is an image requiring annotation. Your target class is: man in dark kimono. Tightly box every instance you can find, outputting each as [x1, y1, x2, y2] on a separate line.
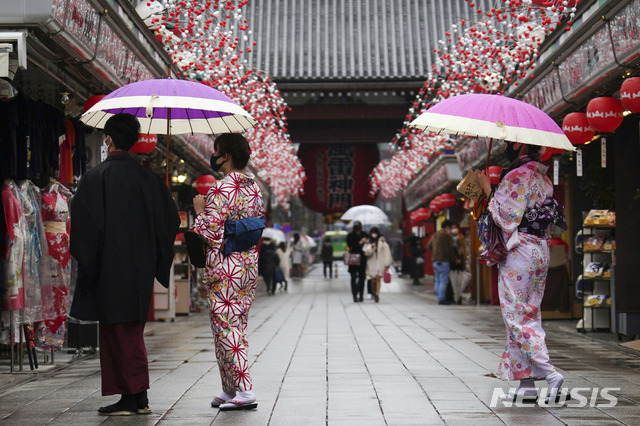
[69, 113, 179, 416]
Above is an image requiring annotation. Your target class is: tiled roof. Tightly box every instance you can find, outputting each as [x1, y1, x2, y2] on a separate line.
[241, 0, 487, 81]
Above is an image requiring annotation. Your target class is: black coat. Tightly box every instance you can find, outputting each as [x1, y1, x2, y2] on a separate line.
[69, 153, 180, 324]
[346, 229, 368, 272]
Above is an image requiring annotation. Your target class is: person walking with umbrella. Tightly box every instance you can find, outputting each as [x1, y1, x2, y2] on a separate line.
[69, 113, 180, 416]
[477, 142, 567, 403]
[192, 133, 263, 411]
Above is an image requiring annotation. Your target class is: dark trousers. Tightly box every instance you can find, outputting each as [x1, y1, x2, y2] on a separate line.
[264, 273, 276, 294]
[350, 263, 366, 299]
[323, 261, 333, 278]
[99, 322, 149, 396]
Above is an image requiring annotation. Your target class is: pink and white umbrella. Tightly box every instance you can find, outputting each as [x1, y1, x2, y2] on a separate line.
[410, 93, 575, 152]
[80, 78, 255, 184]
[81, 79, 255, 134]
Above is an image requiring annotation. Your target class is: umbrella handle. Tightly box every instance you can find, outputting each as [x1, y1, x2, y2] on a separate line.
[485, 138, 493, 171]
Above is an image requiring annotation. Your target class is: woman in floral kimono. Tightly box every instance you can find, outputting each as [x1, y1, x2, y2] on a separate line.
[478, 142, 567, 404]
[192, 133, 264, 411]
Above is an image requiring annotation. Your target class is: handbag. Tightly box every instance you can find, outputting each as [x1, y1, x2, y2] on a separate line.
[383, 267, 391, 284]
[477, 210, 508, 263]
[184, 230, 207, 268]
[343, 252, 361, 266]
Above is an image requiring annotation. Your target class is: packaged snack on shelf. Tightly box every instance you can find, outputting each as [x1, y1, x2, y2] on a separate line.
[605, 211, 616, 226]
[584, 210, 609, 226]
[585, 294, 607, 306]
[602, 238, 615, 251]
[584, 236, 605, 251]
[584, 262, 610, 278]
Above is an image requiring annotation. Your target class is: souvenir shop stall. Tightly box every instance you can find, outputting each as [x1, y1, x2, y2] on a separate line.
[0, 0, 190, 372]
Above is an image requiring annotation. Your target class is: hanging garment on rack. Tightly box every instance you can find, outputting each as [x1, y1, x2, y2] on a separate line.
[1, 179, 26, 345]
[1, 179, 26, 311]
[36, 181, 72, 348]
[59, 119, 74, 184]
[19, 180, 47, 324]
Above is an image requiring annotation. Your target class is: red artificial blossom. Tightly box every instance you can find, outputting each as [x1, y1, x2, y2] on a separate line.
[370, 0, 578, 200]
[144, 0, 304, 211]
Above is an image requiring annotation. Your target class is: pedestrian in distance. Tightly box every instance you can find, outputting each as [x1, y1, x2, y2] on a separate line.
[346, 221, 368, 302]
[362, 227, 393, 303]
[69, 113, 180, 416]
[259, 240, 279, 296]
[321, 235, 334, 279]
[408, 234, 425, 286]
[477, 141, 568, 404]
[426, 219, 457, 305]
[290, 233, 305, 278]
[276, 242, 290, 291]
[449, 223, 470, 304]
[192, 133, 263, 411]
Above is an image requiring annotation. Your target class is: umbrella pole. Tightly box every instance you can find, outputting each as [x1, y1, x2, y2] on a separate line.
[485, 138, 493, 170]
[165, 109, 171, 187]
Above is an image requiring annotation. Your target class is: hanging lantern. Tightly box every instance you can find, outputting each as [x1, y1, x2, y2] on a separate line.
[131, 134, 158, 154]
[620, 77, 640, 114]
[429, 198, 441, 213]
[439, 193, 457, 208]
[540, 147, 564, 162]
[586, 97, 624, 133]
[487, 166, 503, 185]
[195, 175, 216, 195]
[83, 95, 106, 113]
[562, 112, 595, 145]
[411, 207, 431, 224]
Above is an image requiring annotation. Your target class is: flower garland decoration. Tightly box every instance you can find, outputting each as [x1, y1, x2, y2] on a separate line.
[370, 0, 580, 200]
[141, 0, 304, 210]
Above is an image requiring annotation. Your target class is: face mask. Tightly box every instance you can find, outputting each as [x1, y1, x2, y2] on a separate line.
[505, 142, 521, 162]
[210, 153, 225, 172]
[452, 228, 459, 235]
[370, 233, 378, 239]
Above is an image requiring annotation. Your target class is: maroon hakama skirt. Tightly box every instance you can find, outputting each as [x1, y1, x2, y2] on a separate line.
[99, 322, 149, 396]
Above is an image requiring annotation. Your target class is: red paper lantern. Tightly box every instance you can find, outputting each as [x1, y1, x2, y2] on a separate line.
[83, 95, 106, 113]
[586, 97, 624, 133]
[487, 166, 503, 185]
[562, 112, 595, 145]
[439, 193, 457, 208]
[429, 198, 441, 213]
[131, 134, 158, 154]
[410, 207, 431, 224]
[620, 77, 640, 113]
[195, 175, 216, 195]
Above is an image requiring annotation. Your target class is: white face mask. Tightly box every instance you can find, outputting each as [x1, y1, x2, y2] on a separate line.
[452, 228, 459, 235]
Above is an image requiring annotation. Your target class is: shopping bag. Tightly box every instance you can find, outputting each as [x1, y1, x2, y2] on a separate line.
[383, 267, 391, 284]
[343, 252, 361, 266]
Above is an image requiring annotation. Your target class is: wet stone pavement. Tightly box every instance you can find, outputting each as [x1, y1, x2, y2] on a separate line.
[1, 264, 640, 425]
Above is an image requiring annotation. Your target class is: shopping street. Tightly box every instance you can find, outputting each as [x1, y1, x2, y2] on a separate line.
[1, 264, 640, 426]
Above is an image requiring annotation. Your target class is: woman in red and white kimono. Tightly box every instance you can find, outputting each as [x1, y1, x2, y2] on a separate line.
[192, 133, 264, 411]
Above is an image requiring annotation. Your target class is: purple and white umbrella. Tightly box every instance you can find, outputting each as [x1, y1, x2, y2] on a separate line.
[81, 78, 255, 135]
[410, 93, 575, 152]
